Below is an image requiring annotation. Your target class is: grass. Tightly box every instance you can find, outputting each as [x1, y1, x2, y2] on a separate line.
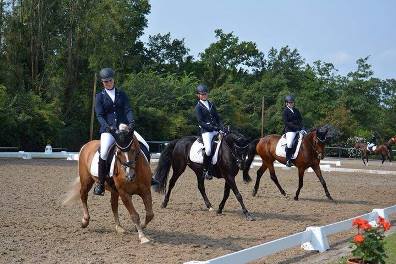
[334, 231, 396, 264]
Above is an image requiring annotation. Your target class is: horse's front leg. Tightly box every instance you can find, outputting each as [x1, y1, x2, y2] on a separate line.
[227, 176, 254, 221]
[217, 181, 231, 215]
[139, 188, 154, 228]
[110, 191, 125, 233]
[311, 164, 333, 201]
[196, 172, 213, 211]
[119, 191, 149, 244]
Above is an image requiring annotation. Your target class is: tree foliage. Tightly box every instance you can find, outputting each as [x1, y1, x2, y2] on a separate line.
[0, 3, 395, 150]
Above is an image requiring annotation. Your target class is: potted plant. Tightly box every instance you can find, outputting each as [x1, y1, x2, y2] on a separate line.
[347, 216, 391, 264]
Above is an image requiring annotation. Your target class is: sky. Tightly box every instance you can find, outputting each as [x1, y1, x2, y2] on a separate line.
[143, 0, 395, 79]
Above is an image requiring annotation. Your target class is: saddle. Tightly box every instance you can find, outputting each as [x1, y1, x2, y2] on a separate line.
[275, 132, 304, 159]
[190, 135, 221, 165]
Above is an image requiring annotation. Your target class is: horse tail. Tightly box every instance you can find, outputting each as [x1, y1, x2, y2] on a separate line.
[62, 177, 80, 206]
[243, 138, 260, 183]
[153, 139, 179, 193]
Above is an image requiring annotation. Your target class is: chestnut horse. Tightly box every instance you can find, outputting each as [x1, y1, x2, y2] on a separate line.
[387, 135, 396, 146]
[63, 126, 154, 244]
[354, 142, 392, 165]
[242, 127, 333, 201]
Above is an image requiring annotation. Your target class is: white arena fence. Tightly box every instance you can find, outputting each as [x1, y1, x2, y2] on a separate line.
[185, 205, 396, 264]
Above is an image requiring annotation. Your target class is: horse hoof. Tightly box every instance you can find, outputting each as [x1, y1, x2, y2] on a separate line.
[294, 196, 299, 201]
[208, 207, 214, 212]
[284, 193, 290, 200]
[140, 237, 150, 244]
[246, 214, 255, 221]
[252, 190, 257, 197]
[216, 210, 223, 215]
[81, 217, 89, 228]
[116, 225, 125, 234]
[160, 203, 167, 208]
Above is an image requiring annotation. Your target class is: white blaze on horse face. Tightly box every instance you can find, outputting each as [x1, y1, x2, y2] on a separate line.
[124, 152, 130, 176]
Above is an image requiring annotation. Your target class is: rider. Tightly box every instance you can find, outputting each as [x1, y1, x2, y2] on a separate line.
[367, 133, 377, 151]
[94, 67, 158, 195]
[194, 84, 223, 180]
[282, 95, 305, 167]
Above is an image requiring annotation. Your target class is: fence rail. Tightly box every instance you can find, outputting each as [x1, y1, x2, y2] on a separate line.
[185, 205, 396, 264]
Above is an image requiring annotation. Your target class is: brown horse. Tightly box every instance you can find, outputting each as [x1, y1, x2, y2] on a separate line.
[354, 142, 392, 165]
[387, 135, 396, 146]
[242, 127, 333, 201]
[63, 126, 154, 244]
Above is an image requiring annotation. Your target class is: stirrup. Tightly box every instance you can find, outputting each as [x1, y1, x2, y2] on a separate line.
[93, 183, 105, 196]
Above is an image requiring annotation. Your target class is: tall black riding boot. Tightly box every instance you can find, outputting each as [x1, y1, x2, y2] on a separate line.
[285, 148, 293, 167]
[94, 157, 106, 195]
[203, 153, 213, 180]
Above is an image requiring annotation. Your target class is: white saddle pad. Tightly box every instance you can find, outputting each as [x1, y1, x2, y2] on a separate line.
[90, 151, 116, 177]
[275, 133, 304, 159]
[367, 145, 377, 151]
[89, 131, 149, 177]
[189, 138, 221, 165]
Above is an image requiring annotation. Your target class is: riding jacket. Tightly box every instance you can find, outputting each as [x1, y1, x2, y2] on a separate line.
[95, 87, 134, 134]
[194, 100, 221, 134]
[282, 107, 303, 133]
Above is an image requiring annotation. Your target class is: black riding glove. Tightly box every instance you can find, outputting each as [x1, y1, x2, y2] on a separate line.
[128, 121, 135, 131]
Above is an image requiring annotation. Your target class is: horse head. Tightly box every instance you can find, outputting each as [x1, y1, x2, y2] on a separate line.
[310, 126, 329, 160]
[223, 129, 250, 170]
[111, 124, 138, 181]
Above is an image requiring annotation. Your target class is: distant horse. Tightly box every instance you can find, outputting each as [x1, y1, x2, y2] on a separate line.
[354, 142, 392, 165]
[242, 127, 333, 201]
[387, 135, 396, 146]
[63, 126, 154, 244]
[153, 130, 254, 220]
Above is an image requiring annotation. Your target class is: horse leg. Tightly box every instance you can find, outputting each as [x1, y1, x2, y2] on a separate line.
[80, 173, 94, 228]
[268, 163, 287, 197]
[196, 173, 213, 211]
[217, 182, 231, 215]
[119, 191, 149, 244]
[361, 152, 366, 166]
[110, 191, 125, 233]
[140, 188, 154, 229]
[161, 159, 187, 208]
[311, 164, 333, 201]
[294, 167, 305, 201]
[227, 177, 254, 221]
[252, 164, 266, 197]
[381, 154, 385, 164]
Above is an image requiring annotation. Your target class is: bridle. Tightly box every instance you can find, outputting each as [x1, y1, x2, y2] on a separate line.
[222, 132, 249, 164]
[307, 131, 326, 159]
[113, 133, 139, 181]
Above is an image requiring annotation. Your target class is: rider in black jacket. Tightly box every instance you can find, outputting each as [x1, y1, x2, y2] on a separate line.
[282, 95, 304, 167]
[194, 84, 222, 180]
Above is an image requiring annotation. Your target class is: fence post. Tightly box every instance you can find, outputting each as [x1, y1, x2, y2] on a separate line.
[301, 226, 330, 252]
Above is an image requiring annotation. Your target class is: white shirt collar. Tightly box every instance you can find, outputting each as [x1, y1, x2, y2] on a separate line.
[200, 100, 210, 109]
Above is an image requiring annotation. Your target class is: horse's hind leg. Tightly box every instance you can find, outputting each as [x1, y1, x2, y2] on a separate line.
[110, 192, 125, 233]
[267, 163, 287, 197]
[80, 172, 94, 228]
[252, 164, 266, 197]
[140, 188, 154, 228]
[196, 172, 213, 210]
[381, 154, 385, 164]
[119, 191, 149, 244]
[161, 162, 186, 208]
[217, 182, 230, 214]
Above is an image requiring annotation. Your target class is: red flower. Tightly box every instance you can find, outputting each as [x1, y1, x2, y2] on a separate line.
[352, 218, 370, 230]
[383, 221, 391, 231]
[354, 234, 364, 244]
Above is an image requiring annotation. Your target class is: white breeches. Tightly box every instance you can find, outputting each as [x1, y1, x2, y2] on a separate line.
[100, 132, 115, 160]
[285, 132, 297, 148]
[202, 131, 217, 156]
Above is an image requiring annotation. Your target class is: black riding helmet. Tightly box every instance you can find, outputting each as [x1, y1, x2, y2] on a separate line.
[196, 84, 209, 94]
[284, 95, 295, 103]
[99, 68, 115, 81]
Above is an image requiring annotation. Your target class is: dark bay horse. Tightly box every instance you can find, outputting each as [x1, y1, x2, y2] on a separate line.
[242, 127, 333, 201]
[354, 142, 392, 165]
[387, 135, 396, 146]
[153, 131, 254, 220]
[63, 126, 154, 243]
